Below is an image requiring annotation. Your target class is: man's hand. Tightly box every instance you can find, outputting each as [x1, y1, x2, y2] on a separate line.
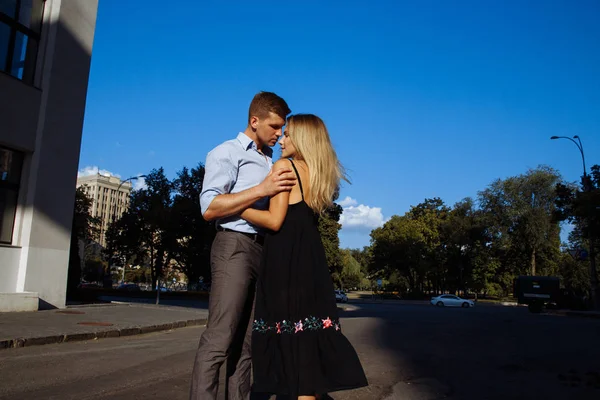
[259, 167, 296, 197]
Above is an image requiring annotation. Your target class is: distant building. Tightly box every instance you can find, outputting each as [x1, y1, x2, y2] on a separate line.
[0, 0, 99, 312]
[77, 174, 133, 247]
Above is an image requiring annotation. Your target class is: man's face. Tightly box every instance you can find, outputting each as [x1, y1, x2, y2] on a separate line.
[252, 112, 285, 148]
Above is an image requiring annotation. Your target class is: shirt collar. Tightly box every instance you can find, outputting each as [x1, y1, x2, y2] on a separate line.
[236, 132, 273, 157]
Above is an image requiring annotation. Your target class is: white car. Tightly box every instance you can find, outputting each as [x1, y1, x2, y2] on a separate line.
[335, 290, 348, 303]
[431, 294, 475, 308]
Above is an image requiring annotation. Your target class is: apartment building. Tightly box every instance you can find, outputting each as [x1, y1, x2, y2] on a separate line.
[76, 173, 133, 247]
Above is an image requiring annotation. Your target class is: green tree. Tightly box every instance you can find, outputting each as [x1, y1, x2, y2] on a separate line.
[340, 249, 363, 289]
[107, 168, 174, 290]
[557, 250, 589, 295]
[479, 166, 562, 277]
[370, 215, 428, 293]
[555, 164, 600, 306]
[349, 246, 372, 272]
[442, 198, 490, 294]
[555, 165, 600, 252]
[318, 202, 344, 283]
[407, 198, 450, 294]
[105, 209, 143, 280]
[349, 246, 374, 289]
[67, 187, 100, 298]
[366, 167, 567, 298]
[137, 168, 174, 290]
[171, 164, 215, 289]
[82, 257, 107, 282]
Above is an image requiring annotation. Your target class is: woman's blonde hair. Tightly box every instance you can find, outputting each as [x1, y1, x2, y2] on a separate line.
[287, 114, 349, 214]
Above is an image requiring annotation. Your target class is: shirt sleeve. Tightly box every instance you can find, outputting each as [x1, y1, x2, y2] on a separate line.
[200, 146, 238, 215]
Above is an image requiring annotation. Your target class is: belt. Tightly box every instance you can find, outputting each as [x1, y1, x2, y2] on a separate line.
[216, 226, 264, 245]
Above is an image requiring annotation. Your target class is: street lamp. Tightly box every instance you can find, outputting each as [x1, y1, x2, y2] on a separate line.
[551, 136, 588, 185]
[115, 175, 147, 221]
[551, 135, 598, 309]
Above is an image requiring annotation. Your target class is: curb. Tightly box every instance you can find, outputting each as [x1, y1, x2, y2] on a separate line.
[0, 318, 207, 350]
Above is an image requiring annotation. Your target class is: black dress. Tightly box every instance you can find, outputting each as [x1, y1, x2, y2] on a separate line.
[251, 160, 368, 397]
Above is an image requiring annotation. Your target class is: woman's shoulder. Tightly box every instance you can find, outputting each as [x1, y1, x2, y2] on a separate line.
[272, 158, 292, 169]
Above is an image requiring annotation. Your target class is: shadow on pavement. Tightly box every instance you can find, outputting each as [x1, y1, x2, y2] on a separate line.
[337, 302, 600, 400]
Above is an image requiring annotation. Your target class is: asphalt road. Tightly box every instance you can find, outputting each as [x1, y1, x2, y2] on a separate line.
[1, 303, 599, 400]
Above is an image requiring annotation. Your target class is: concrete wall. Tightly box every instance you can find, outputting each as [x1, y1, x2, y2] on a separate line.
[0, 292, 39, 312]
[0, 246, 22, 292]
[0, 0, 99, 311]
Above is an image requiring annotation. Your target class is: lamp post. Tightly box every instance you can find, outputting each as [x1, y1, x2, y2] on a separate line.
[115, 175, 147, 220]
[551, 135, 598, 309]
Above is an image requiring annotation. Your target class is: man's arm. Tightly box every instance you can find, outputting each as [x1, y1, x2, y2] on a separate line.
[200, 149, 296, 221]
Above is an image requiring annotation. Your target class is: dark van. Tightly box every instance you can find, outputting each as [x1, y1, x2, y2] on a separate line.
[513, 276, 560, 313]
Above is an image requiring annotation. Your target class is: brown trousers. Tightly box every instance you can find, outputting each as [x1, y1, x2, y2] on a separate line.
[189, 231, 262, 400]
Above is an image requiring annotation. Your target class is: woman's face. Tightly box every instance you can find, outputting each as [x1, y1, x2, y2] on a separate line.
[279, 127, 297, 159]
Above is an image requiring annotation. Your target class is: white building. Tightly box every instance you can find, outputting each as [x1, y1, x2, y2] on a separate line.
[77, 173, 133, 247]
[0, 0, 99, 312]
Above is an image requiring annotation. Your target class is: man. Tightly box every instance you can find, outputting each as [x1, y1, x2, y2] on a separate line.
[190, 92, 295, 400]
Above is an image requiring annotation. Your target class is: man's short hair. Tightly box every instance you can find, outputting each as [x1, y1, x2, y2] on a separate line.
[248, 91, 291, 123]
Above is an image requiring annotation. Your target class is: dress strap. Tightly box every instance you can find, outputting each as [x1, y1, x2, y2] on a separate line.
[288, 159, 304, 200]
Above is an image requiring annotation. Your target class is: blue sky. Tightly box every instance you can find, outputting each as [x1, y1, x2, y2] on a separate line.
[79, 0, 600, 249]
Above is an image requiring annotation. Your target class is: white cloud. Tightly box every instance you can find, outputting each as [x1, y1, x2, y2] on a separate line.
[77, 166, 120, 178]
[132, 175, 147, 191]
[148, 150, 156, 157]
[339, 197, 386, 231]
[338, 196, 358, 207]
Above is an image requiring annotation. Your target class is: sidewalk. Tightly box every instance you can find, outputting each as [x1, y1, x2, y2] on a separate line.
[0, 302, 208, 350]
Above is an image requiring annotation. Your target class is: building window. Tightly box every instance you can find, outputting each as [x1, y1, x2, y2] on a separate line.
[0, 146, 24, 244]
[0, 0, 45, 84]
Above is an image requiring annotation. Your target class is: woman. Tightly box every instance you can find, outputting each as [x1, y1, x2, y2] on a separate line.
[241, 114, 368, 399]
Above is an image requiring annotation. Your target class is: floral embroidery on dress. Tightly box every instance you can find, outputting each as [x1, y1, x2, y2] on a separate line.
[253, 319, 269, 334]
[253, 316, 341, 334]
[280, 320, 294, 334]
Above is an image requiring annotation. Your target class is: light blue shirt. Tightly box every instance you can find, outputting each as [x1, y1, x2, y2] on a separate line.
[200, 132, 273, 234]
